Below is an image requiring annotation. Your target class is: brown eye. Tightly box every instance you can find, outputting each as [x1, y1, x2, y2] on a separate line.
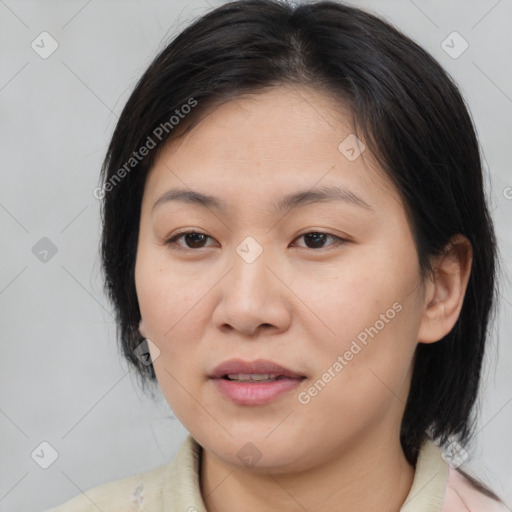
[295, 231, 346, 250]
[165, 230, 347, 252]
[166, 231, 215, 250]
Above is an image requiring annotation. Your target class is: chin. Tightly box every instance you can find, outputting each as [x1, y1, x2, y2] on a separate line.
[201, 431, 315, 473]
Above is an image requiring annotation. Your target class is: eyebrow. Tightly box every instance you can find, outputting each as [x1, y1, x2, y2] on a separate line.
[151, 184, 373, 214]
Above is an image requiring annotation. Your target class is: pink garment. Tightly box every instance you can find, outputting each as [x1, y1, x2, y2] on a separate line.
[441, 466, 509, 512]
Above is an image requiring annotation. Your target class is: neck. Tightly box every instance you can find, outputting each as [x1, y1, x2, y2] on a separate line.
[200, 431, 415, 512]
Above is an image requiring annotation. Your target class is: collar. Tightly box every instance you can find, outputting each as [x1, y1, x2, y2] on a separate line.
[161, 435, 448, 512]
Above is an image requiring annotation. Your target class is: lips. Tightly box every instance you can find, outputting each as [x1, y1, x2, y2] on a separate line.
[209, 358, 305, 380]
[209, 358, 306, 406]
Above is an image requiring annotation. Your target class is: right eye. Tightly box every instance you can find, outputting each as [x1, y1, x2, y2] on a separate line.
[165, 231, 217, 251]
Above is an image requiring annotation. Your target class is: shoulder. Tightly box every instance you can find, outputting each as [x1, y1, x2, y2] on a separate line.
[45, 461, 171, 512]
[45, 434, 202, 512]
[442, 466, 509, 512]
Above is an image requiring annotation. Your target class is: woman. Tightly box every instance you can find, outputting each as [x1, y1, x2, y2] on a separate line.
[48, 0, 508, 510]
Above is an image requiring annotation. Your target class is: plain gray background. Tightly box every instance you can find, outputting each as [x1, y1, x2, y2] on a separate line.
[0, 0, 511, 510]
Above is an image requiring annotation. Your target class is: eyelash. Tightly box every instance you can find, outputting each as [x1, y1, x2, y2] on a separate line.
[164, 230, 348, 252]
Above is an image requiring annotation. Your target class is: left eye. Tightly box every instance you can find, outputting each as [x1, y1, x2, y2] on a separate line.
[165, 231, 345, 251]
[293, 231, 344, 250]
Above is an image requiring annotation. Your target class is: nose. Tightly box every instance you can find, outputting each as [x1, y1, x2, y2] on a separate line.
[211, 246, 292, 337]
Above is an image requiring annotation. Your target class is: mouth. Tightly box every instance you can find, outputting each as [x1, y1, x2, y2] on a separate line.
[221, 373, 300, 383]
[209, 359, 306, 405]
[209, 358, 306, 380]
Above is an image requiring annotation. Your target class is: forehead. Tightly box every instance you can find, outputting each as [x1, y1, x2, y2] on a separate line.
[158, 86, 354, 161]
[144, 86, 400, 212]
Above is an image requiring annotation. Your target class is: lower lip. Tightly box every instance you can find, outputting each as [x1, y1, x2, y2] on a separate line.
[211, 377, 305, 405]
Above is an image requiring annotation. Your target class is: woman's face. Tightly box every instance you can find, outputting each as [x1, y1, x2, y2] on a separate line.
[135, 86, 429, 472]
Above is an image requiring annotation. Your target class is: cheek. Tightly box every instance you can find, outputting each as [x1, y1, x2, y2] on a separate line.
[297, 297, 418, 438]
[135, 255, 217, 399]
[135, 252, 204, 338]
[136, 260, 206, 407]
[291, 251, 422, 383]
[289, 257, 411, 341]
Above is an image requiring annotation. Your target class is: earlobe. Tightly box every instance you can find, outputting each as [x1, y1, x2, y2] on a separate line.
[139, 318, 147, 338]
[418, 234, 473, 344]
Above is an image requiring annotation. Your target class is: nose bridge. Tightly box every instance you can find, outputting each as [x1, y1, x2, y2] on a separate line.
[230, 235, 274, 301]
[212, 235, 291, 335]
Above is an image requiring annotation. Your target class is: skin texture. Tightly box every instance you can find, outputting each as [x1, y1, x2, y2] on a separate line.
[135, 85, 472, 512]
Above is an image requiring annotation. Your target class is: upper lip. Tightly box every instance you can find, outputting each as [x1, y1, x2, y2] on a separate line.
[209, 358, 305, 379]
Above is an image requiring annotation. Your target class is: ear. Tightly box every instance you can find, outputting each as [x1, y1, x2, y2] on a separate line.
[417, 234, 473, 344]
